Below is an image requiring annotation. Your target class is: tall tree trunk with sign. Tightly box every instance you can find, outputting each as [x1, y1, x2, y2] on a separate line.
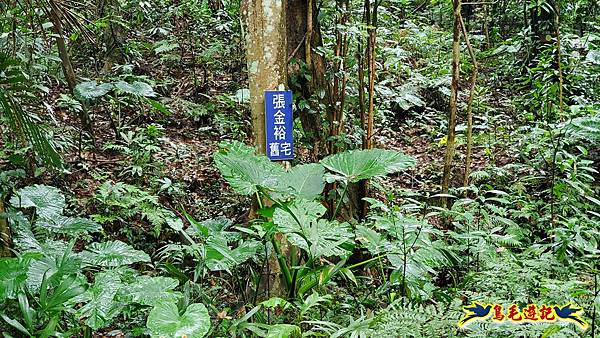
[242, 0, 289, 298]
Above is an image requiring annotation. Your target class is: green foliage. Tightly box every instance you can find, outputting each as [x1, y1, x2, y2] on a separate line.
[320, 148, 416, 184]
[372, 300, 463, 337]
[0, 258, 28, 301]
[75, 270, 123, 330]
[146, 301, 211, 338]
[566, 115, 600, 142]
[80, 240, 151, 267]
[93, 181, 175, 236]
[9, 184, 65, 220]
[274, 199, 353, 258]
[2, 0, 600, 336]
[75, 80, 156, 100]
[104, 125, 164, 178]
[214, 141, 284, 196]
[124, 276, 181, 306]
[0, 54, 62, 168]
[74, 81, 114, 100]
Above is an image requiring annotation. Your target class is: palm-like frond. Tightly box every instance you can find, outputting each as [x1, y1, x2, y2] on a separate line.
[38, 0, 96, 43]
[0, 53, 62, 168]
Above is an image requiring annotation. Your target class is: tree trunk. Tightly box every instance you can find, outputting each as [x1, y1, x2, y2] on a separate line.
[286, 0, 328, 160]
[243, 0, 287, 154]
[208, 0, 223, 12]
[0, 199, 11, 257]
[48, 1, 94, 138]
[49, 4, 76, 92]
[363, 0, 377, 150]
[441, 0, 461, 205]
[460, 13, 477, 189]
[242, 0, 288, 298]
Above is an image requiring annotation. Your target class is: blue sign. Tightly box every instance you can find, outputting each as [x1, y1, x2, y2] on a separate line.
[265, 90, 293, 161]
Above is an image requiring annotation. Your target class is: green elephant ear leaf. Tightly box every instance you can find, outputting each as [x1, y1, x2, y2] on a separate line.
[74, 81, 113, 100]
[320, 148, 416, 183]
[37, 216, 102, 235]
[147, 301, 211, 338]
[9, 184, 65, 219]
[126, 276, 181, 306]
[274, 200, 353, 258]
[80, 240, 151, 267]
[214, 141, 284, 195]
[279, 163, 325, 200]
[76, 270, 122, 330]
[114, 80, 156, 97]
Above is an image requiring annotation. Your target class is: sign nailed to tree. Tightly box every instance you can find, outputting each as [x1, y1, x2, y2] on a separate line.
[265, 90, 294, 161]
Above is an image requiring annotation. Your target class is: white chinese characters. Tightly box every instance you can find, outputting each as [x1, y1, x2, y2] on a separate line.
[267, 91, 293, 160]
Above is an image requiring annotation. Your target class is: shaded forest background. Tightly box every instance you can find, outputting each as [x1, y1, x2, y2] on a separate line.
[0, 0, 599, 337]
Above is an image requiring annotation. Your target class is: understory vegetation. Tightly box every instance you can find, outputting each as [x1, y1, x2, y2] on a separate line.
[0, 0, 599, 337]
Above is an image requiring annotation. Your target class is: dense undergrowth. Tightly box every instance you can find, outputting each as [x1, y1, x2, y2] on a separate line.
[1, 0, 600, 337]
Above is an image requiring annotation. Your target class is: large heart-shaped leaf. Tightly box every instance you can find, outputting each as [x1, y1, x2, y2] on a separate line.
[125, 276, 181, 306]
[74, 81, 113, 100]
[9, 184, 65, 219]
[77, 270, 123, 330]
[274, 200, 353, 258]
[0, 258, 28, 301]
[320, 149, 416, 183]
[80, 240, 151, 267]
[278, 163, 325, 200]
[147, 301, 211, 338]
[214, 141, 284, 195]
[37, 216, 102, 235]
[115, 81, 156, 97]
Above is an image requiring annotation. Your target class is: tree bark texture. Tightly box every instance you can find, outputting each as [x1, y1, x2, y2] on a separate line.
[441, 0, 461, 204]
[286, 0, 328, 159]
[243, 0, 288, 154]
[0, 200, 11, 257]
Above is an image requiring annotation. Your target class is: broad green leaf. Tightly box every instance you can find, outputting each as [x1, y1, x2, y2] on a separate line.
[261, 297, 291, 310]
[279, 163, 325, 200]
[355, 225, 389, 255]
[74, 81, 113, 100]
[0, 258, 28, 301]
[80, 240, 151, 267]
[567, 116, 600, 141]
[320, 149, 416, 183]
[8, 211, 41, 251]
[25, 241, 82, 292]
[147, 301, 211, 338]
[205, 239, 261, 272]
[126, 276, 181, 306]
[77, 270, 123, 330]
[9, 184, 65, 219]
[266, 324, 301, 338]
[214, 142, 284, 195]
[274, 200, 353, 258]
[37, 216, 101, 235]
[115, 81, 156, 97]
